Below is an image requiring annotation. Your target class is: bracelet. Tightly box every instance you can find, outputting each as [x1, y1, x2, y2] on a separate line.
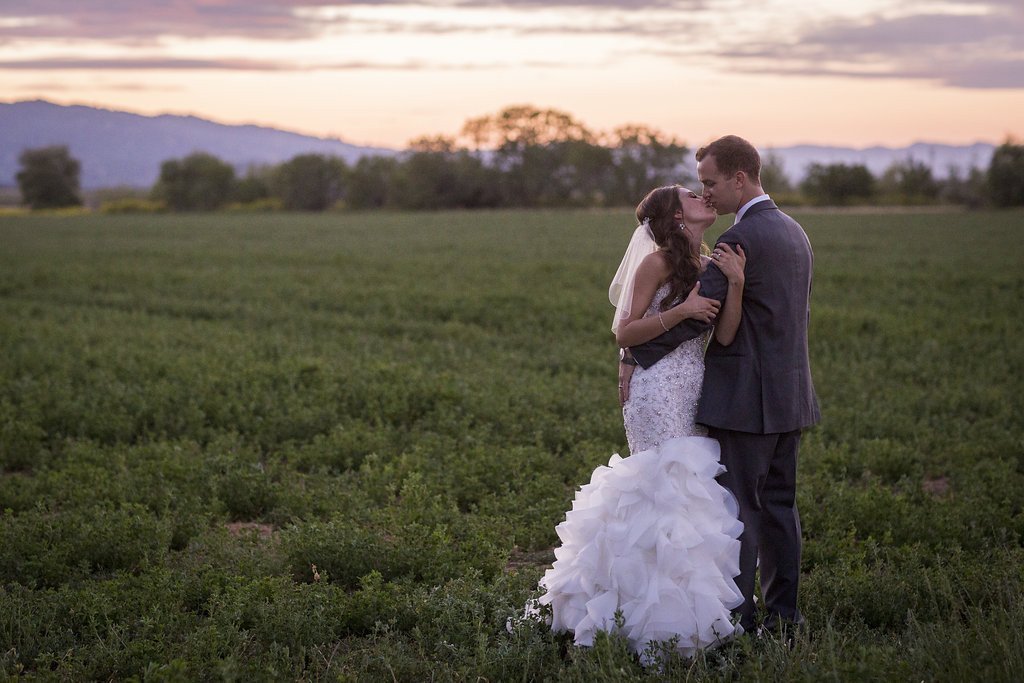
[658, 311, 670, 332]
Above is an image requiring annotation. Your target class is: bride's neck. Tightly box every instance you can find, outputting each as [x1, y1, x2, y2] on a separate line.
[688, 223, 711, 254]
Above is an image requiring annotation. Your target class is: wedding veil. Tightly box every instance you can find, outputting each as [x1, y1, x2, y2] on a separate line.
[608, 218, 658, 335]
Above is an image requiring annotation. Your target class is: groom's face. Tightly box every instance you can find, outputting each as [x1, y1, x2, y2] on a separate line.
[697, 155, 741, 215]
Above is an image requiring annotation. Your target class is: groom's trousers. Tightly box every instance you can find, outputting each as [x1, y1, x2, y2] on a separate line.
[710, 427, 804, 632]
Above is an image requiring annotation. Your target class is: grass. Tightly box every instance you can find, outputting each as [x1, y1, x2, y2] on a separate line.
[1, 208, 1023, 680]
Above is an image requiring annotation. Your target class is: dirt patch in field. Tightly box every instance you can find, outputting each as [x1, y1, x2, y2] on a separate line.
[505, 547, 555, 574]
[922, 476, 951, 498]
[225, 522, 277, 539]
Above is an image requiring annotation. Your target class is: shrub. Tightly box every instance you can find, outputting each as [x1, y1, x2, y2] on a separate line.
[0, 503, 171, 587]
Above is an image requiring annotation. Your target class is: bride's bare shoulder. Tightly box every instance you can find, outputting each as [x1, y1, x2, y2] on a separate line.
[638, 250, 671, 277]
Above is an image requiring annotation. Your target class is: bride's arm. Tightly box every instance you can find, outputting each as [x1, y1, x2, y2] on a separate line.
[615, 254, 721, 348]
[614, 253, 667, 348]
[712, 243, 746, 346]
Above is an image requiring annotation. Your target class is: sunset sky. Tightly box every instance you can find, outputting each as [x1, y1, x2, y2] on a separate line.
[2, 0, 1022, 149]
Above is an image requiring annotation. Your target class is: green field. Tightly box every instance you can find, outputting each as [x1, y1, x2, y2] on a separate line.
[2, 209, 1023, 680]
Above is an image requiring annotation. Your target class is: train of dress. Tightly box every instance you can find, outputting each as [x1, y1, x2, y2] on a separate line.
[533, 435, 745, 658]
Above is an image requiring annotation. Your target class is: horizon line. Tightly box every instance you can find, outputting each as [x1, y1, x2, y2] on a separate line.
[1, 97, 1015, 152]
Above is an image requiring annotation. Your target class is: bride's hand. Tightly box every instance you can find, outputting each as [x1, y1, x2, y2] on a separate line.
[713, 243, 746, 287]
[675, 282, 720, 323]
[618, 362, 635, 406]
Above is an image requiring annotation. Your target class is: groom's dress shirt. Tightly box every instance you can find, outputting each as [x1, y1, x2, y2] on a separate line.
[734, 193, 770, 224]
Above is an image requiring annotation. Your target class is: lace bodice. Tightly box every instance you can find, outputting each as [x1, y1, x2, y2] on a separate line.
[622, 283, 710, 453]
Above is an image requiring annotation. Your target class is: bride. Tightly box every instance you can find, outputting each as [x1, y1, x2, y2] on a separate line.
[533, 185, 748, 659]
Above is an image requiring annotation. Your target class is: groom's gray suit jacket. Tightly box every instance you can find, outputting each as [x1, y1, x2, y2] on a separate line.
[631, 199, 820, 434]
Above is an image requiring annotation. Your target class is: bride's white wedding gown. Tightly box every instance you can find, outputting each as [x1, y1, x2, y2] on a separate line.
[534, 284, 744, 658]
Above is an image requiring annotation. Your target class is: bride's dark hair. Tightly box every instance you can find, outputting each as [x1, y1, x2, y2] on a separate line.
[635, 185, 701, 311]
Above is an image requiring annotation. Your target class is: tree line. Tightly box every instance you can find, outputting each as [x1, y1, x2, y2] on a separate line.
[13, 105, 1024, 211]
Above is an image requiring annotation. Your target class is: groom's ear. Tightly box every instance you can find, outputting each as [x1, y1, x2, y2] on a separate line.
[733, 170, 747, 187]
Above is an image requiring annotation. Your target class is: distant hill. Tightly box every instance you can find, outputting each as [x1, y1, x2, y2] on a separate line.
[763, 143, 995, 185]
[0, 99, 997, 189]
[0, 100, 395, 189]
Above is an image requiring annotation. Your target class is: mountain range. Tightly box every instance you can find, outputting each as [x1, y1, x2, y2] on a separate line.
[0, 100, 997, 189]
[0, 100, 393, 189]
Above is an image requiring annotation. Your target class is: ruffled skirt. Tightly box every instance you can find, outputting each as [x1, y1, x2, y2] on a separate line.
[535, 436, 744, 657]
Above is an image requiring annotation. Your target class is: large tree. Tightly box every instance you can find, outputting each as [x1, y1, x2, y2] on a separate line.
[460, 105, 594, 152]
[607, 125, 688, 205]
[882, 158, 939, 204]
[272, 154, 347, 211]
[460, 105, 598, 206]
[152, 153, 236, 211]
[987, 139, 1024, 207]
[940, 165, 987, 208]
[393, 137, 502, 210]
[759, 153, 793, 194]
[16, 145, 83, 210]
[346, 156, 400, 210]
[800, 163, 875, 206]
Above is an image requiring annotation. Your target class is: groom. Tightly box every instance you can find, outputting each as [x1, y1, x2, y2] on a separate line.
[626, 135, 820, 635]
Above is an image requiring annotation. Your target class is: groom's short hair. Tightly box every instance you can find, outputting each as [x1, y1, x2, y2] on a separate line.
[696, 135, 761, 182]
